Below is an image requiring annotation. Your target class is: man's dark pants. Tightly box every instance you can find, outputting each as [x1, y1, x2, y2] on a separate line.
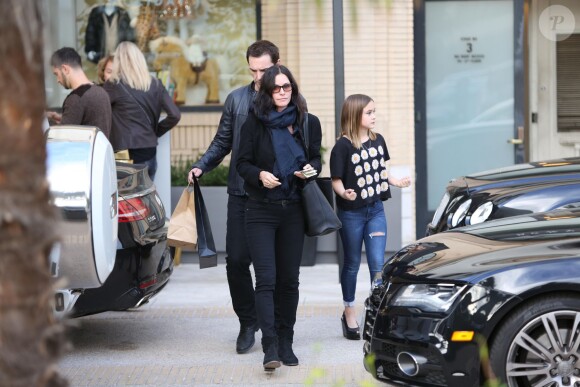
[226, 195, 256, 327]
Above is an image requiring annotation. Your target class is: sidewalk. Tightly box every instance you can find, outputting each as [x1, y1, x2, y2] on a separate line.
[59, 261, 386, 386]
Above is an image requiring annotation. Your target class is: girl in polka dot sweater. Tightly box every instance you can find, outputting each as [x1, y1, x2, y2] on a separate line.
[330, 94, 411, 340]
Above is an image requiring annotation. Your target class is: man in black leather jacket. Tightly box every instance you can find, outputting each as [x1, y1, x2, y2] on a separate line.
[188, 40, 280, 354]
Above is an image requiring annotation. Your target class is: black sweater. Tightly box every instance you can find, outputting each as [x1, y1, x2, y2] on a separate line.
[237, 110, 322, 200]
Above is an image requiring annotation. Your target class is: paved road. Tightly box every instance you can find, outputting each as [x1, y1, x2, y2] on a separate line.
[58, 262, 394, 387]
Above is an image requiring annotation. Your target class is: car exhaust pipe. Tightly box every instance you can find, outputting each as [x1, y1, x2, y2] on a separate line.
[397, 352, 428, 377]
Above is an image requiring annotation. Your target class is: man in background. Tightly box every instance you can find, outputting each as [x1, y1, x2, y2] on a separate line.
[48, 47, 111, 138]
[188, 40, 280, 354]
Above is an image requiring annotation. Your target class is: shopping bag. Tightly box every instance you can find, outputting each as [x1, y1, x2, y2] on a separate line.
[192, 176, 218, 269]
[167, 185, 197, 248]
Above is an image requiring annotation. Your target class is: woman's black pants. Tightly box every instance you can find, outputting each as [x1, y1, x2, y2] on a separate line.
[244, 199, 304, 338]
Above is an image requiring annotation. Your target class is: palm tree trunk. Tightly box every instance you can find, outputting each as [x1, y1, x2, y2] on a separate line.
[0, 1, 68, 386]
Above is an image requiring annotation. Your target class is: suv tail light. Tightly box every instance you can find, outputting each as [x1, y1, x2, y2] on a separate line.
[118, 197, 150, 222]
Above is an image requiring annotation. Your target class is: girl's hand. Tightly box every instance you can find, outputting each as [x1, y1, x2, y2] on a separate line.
[389, 176, 412, 188]
[341, 188, 357, 201]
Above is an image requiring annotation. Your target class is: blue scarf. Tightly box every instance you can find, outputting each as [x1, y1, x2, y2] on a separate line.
[259, 105, 306, 196]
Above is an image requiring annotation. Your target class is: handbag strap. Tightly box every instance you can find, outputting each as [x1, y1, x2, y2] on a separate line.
[302, 113, 310, 159]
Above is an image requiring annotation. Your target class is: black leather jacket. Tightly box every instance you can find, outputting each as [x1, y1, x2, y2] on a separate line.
[192, 83, 256, 196]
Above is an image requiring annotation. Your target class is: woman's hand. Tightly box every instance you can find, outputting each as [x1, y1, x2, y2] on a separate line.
[294, 164, 316, 180]
[260, 171, 280, 189]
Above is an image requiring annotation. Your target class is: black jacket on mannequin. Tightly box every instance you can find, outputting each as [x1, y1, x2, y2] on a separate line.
[85, 5, 135, 63]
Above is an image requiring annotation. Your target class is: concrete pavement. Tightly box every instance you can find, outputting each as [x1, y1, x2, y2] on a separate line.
[58, 259, 390, 387]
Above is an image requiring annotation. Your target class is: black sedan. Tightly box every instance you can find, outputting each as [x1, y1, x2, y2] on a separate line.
[364, 208, 580, 387]
[426, 157, 580, 236]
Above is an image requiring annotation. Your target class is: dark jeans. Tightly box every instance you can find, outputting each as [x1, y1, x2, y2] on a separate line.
[226, 195, 255, 326]
[338, 200, 387, 305]
[131, 153, 157, 181]
[244, 199, 304, 338]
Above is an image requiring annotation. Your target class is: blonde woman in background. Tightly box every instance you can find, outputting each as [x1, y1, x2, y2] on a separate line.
[104, 41, 180, 179]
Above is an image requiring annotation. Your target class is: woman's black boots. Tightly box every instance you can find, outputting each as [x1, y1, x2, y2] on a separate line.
[278, 330, 299, 366]
[262, 336, 281, 371]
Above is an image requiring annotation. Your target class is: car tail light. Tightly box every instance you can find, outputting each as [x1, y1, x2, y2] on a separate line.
[139, 276, 158, 289]
[118, 197, 150, 223]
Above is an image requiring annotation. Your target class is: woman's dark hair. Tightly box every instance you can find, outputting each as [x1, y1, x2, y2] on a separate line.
[254, 65, 307, 123]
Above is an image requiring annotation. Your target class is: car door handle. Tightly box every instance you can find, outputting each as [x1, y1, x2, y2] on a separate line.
[507, 138, 523, 145]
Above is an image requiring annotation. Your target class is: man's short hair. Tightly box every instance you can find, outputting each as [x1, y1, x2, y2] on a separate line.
[246, 40, 279, 64]
[50, 47, 82, 69]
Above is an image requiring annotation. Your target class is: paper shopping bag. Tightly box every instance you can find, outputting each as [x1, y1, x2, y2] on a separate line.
[192, 176, 217, 269]
[167, 185, 197, 248]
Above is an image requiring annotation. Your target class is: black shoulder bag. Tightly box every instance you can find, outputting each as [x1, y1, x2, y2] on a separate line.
[301, 114, 342, 237]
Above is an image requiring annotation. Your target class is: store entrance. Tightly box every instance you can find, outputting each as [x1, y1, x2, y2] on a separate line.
[530, 0, 580, 160]
[414, 0, 524, 236]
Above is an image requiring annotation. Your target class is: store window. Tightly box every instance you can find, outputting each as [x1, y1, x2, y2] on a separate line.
[45, 0, 258, 109]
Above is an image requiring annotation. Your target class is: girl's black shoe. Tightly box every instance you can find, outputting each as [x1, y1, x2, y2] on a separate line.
[341, 312, 361, 340]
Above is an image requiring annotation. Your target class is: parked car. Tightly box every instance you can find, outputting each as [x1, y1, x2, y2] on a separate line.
[426, 157, 580, 236]
[363, 208, 580, 387]
[47, 126, 173, 318]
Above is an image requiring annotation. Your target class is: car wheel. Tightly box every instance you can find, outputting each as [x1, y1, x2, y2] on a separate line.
[490, 294, 580, 387]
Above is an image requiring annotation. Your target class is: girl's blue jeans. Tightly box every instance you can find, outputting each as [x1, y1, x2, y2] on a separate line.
[338, 200, 387, 306]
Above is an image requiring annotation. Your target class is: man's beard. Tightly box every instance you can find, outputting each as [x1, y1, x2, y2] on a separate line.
[61, 72, 72, 90]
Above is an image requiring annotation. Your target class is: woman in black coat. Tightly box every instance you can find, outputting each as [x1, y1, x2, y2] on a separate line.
[237, 65, 322, 371]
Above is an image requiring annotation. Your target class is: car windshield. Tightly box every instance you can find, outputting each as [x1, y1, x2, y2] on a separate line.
[462, 211, 580, 241]
[467, 159, 580, 181]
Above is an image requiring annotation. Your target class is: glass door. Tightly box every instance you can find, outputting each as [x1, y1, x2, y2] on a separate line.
[414, 0, 524, 236]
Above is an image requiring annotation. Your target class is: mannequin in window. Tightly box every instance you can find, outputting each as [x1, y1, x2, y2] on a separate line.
[85, 0, 135, 63]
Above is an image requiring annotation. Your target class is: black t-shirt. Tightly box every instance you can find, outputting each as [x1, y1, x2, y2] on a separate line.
[330, 134, 392, 211]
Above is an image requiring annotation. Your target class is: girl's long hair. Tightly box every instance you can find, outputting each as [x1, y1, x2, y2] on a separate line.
[340, 94, 377, 149]
[254, 65, 307, 123]
[110, 41, 151, 91]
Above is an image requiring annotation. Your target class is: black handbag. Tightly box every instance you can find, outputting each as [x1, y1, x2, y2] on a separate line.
[315, 177, 334, 208]
[301, 114, 342, 236]
[302, 179, 342, 236]
[192, 176, 218, 268]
